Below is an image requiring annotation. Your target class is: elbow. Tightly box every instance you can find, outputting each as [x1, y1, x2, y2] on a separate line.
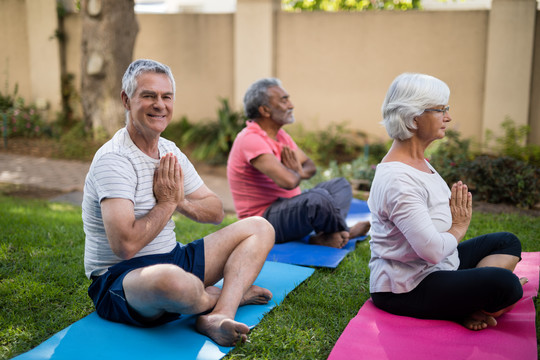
[281, 183, 298, 190]
[420, 251, 446, 265]
[278, 177, 300, 190]
[212, 208, 225, 225]
[110, 239, 139, 260]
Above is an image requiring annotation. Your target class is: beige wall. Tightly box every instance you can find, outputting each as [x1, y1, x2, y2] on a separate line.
[0, 0, 61, 116]
[63, 13, 234, 122]
[529, 7, 540, 145]
[1, 0, 539, 145]
[276, 10, 488, 141]
[0, 0, 31, 101]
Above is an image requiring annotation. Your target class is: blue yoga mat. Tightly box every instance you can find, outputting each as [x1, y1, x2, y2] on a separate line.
[266, 199, 371, 268]
[13, 261, 314, 360]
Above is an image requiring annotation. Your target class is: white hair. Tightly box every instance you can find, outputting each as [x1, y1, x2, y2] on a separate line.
[381, 73, 450, 140]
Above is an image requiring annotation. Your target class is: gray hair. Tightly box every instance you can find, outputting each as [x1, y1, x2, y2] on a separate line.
[122, 59, 176, 124]
[381, 73, 450, 140]
[243, 78, 282, 119]
[122, 59, 176, 98]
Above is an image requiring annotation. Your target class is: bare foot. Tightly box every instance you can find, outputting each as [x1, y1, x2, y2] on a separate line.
[349, 221, 371, 238]
[240, 285, 272, 306]
[196, 313, 250, 346]
[462, 310, 497, 331]
[309, 231, 349, 248]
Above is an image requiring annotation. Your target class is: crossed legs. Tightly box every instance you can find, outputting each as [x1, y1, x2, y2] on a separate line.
[264, 177, 370, 248]
[122, 216, 275, 346]
[462, 253, 525, 330]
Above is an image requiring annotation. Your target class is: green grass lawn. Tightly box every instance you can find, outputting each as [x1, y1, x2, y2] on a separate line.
[1, 195, 539, 359]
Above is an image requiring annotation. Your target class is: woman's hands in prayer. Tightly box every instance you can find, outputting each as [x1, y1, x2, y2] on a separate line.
[448, 181, 472, 243]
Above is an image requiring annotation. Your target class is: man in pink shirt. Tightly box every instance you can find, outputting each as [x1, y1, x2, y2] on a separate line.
[227, 78, 370, 248]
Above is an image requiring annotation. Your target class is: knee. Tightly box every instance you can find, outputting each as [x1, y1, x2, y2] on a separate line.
[335, 177, 352, 190]
[306, 188, 334, 207]
[497, 232, 522, 257]
[143, 264, 201, 298]
[324, 177, 352, 195]
[241, 216, 275, 247]
[487, 269, 523, 307]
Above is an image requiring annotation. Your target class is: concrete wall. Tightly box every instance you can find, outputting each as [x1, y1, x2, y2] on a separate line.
[63, 12, 234, 122]
[275, 10, 488, 141]
[0, 0, 32, 102]
[1, 0, 538, 144]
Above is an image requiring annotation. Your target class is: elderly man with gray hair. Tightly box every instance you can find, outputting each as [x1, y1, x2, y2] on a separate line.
[227, 78, 370, 248]
[82, 59, 274, 347]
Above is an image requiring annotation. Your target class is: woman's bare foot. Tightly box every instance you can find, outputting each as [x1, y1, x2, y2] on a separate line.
[349, 221, 371, 238]
[309, 231, 349, 248]
[462, 276, 527, 331]
[462, 310, 497, 331]
[196, 313, 250, 346]
[240, 285, 272, 305]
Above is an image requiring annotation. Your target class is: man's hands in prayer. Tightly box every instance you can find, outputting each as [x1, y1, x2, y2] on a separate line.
[281, 146, 307, 179]
[154, 153, 183, 207]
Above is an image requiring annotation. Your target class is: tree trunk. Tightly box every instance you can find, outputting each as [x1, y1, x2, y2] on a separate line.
[80, 0, 138, 138]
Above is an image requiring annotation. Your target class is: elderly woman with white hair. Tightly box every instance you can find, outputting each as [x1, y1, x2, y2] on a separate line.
[367, 73, 526, 330]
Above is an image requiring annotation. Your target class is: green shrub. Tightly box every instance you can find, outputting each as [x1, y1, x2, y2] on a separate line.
[427, 129, 476, 186]
[0, 86, 50, 138]
[161, 115, 192, 147]
[282, 0, 421, 11]
[177, 98, 245, 164]
[463, 155, 540, 209]
[57, 122, 103, 161]
[301, 157, 376, 191]
[290, 122, 368, 165]
[485, 117, 540, 167]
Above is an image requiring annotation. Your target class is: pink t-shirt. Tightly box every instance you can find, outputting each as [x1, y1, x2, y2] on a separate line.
[227, 121, 302, 218]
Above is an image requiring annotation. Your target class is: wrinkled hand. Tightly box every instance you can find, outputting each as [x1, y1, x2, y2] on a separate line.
[281, 146, 304, 178]
[154, 153, 183, 206]
[449, 181, 472, 241]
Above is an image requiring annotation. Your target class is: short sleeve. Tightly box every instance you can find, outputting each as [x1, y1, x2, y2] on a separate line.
[92, 153, 137, 203]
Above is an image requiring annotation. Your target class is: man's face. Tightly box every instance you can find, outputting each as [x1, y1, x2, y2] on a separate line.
[266, 86, 294, 125]
[125, 72, 174, 136]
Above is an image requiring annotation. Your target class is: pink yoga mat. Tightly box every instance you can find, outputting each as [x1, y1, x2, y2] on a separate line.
[329, 252, 540, 360]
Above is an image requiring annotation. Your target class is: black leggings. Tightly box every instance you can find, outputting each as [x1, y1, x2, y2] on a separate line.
[371, 232, 523, 320]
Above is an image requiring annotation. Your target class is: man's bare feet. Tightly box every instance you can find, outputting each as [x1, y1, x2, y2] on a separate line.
[196, 313, 250, 346]
[241, 285, 272, 305]
[309, 231, 349, 248]
[462, 310, 497, 331]
[349, 221, 371, 239]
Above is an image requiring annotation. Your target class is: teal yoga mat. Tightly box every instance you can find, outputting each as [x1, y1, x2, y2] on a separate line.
[267, 199, 371, 268]
[13, 261, 314, 360]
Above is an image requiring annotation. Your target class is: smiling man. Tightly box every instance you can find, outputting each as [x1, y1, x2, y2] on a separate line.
[227, 78, 370, 249]
[82, 59, 274, 347]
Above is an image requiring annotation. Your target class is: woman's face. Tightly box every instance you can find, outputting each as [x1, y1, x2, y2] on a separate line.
[413, 105, 452, 142]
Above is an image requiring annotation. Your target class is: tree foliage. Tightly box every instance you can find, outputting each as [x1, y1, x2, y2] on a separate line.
[282, 0, 422, 11]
